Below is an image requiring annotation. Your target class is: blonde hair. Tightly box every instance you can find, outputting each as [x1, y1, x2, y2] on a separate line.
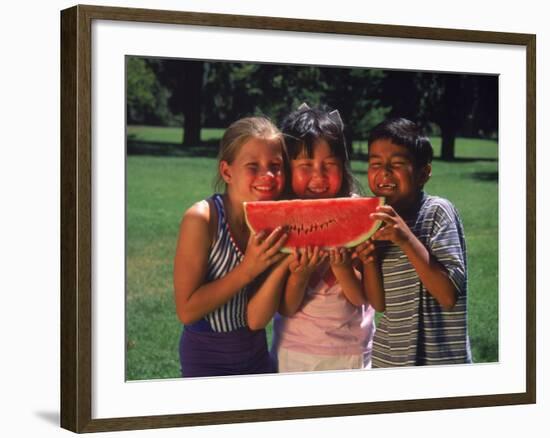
[214, 117, 286, 192]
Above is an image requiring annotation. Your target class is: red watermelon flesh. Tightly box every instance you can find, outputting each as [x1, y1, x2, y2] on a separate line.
[243, 197, 384, 253]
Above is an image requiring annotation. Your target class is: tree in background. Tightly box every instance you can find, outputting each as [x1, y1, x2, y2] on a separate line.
[202, 63, 328, 127]
[319, 67, 388, 154]
[126, 57, 171, 126]
[202, 62, 387, 153]
[378, 71, 498, 160]
[152, 59, 205, 148]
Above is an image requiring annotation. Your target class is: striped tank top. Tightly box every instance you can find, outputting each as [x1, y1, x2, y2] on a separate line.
[187, 194, 249, 333]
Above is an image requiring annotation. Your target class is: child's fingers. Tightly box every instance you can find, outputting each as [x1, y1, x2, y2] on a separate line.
[289, 258, 301, 272]
[261, 227, 284, 249]
[307, 246, 315, 264]
[270, 252, 287, 265]
[359, 240, 375, 254]
[368, 243, 377, 255]
[351, 244, 363, 259]
[355, 241, 368, 252]
[309, 246, 320, 265]
[310, 246, 322, 266]
[363, 239, 374, 248]
[376, 205, 397, 215]
[296, 247, 307, 266]
[373, 227, 392, 241]
[370, 212, 396, 224]
[364, 255, 375, 264]
[250, 230, 266, 245]
[341, 248, 350, 262]
[264, 231, 289, 257]
[358, 243, 376, 261]
[291, 248, 304, 267]
[372, 228, 385, 240]
[281, 254, 293, 267]
[339, 248, 348, 264]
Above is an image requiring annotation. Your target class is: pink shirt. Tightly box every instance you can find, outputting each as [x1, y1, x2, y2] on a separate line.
[272, 262, 375, 357]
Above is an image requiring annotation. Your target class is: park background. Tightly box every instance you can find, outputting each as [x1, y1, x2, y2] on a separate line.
[3, 1, 547, 437]
[126, 57, 499, 380]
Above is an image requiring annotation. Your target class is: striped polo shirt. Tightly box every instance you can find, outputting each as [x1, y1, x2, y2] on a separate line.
[372, 192, 472, 367]
[186, 194, 248, 333]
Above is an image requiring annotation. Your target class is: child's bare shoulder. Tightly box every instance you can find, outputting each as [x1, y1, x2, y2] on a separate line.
[181, 199, 216, 235]
[177, 199, 218, 250]
[184, 199, 210, 221]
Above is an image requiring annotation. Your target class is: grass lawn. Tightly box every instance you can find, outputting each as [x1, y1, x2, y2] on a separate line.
[126, 127, 498, 380]
[127, 125, 225, 144]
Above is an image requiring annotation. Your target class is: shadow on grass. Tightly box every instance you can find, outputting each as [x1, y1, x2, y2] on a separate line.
[469, 171, 498, 182]
[471, 336, 499, 364]
[127, 140, 219, 158]
[432, 157, 498, 163]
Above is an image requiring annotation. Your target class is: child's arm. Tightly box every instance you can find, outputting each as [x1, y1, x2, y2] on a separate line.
[353, 240, 385, 311]
[371, 205, 457, 310]
[329, 249, 369, 307]
[246, 255, 292, 330]
[278, 247, 326, 316]
[174, 203, 288, 325]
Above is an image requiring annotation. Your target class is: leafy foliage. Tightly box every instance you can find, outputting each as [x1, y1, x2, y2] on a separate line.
[126, 58, 172, 125]
[127, 57, 498, 158]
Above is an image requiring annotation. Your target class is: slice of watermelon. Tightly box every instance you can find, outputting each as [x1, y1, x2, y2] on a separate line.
[243, 197, 384, 253]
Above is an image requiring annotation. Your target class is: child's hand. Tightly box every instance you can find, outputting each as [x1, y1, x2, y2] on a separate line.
[288, 246, 326, 277]
[241, 227, 288, 280]
[328, 248, 353, 270]
[352, 239, 377, 265]
[370, 205, 415, 247]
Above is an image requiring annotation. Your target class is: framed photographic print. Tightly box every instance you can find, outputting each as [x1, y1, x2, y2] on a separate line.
[60, 4, 536, 433]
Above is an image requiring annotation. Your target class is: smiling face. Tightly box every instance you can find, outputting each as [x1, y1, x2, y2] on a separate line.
[220, 137, 285, 203]
[291, 139, 343, 199]
[367, 139, 431, 211]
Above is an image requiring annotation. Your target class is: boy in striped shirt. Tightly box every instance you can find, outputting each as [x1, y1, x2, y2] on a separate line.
[354, 118, 472, 367]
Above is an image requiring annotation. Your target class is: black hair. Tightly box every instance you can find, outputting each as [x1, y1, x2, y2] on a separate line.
[281, 106, 359, 197]
[368, 118, 433, 168]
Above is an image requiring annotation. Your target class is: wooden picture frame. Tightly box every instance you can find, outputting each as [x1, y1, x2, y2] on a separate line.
[60, 4, 536, 433]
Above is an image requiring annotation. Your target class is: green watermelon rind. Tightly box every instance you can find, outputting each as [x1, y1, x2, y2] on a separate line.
[244, 197, 385, 253]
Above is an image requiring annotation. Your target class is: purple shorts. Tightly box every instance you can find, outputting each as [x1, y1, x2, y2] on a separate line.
[179, 326, 274, 378]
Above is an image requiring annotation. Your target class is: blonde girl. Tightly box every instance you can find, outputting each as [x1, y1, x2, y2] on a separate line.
[174, 117, 290, 377]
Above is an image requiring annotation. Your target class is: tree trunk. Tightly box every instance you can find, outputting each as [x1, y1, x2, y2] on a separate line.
[440, 123, 456, 161]
[182, 61, 204, 147]
[439, 75, 461, 161]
